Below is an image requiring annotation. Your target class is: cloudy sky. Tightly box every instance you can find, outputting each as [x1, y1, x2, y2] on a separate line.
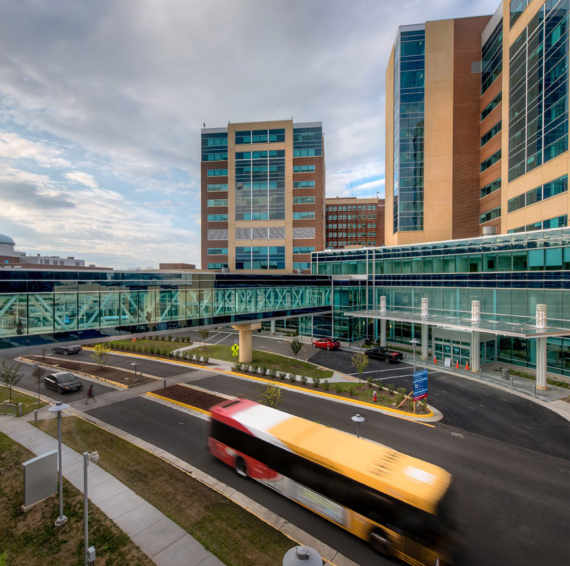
[0, 0, 499, 268]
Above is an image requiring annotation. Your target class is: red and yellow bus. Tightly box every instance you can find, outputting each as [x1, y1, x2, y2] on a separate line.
[209, 399, 456, 566]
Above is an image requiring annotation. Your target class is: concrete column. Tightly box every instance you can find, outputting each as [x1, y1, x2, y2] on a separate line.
[270, 319, 276, 335]
[421, 324, 428, 361]
[471, 331, 480, 372]
[536, 304, 548, 390]
[231, 322, 261, 363]
[380, 296, 387, 347]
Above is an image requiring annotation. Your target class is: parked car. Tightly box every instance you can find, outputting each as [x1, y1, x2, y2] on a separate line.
[44, 372, 83, 393]
[368, 346, 404, 363]
[51, 345, 82, 355]
[311, 338, 341, 351]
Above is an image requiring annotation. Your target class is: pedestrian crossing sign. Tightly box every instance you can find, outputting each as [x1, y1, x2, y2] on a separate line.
[232, 343, 239, 357]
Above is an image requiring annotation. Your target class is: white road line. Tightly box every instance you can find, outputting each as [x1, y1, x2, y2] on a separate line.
[206, 332, 221, 343]
[347, 366, 410, 376]
[214, 333, 231, 345]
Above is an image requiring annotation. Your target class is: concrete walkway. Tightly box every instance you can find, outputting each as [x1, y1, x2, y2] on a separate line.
[0, 416, 223, 566]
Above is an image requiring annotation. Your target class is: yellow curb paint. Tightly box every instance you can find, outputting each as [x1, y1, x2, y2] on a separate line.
[226, 370, 434, 419]
[146, 392, 211, 416]
[19, 357, 130, 389]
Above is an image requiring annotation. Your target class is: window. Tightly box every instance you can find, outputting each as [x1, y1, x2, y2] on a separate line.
[208, 214, 228, 222]
[294, 262, 310, 271]
[236, 129, 285, 144]
[207, 263, 228, 269]
[201, 132, 228, 162]
[508, 175, 568, 213]
[481, 92, 502, 121]
[293, 180, 315, 189]
[207, 169, 228, 177]
[207, 199, 228, 207]
[208, 248, 228, 255]
[481, 121, 502, 147]
[480, 178, 501, 199]
[235, 246, 285, 270]
[481, 19, 502, 94]
[293, 165, 316, 173]
[508, 215, 568, 234]
[480, 206, 501, 224]
[293, 246, 315, 254]
[207, 184, 228, 192]
[481, 150, 501, 172]
[293, 212, 315, 220]
[510, 0, 530, 26]
[293, 196, 315, 204]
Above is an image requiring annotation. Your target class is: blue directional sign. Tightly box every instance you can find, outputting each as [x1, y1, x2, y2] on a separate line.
[413, 369, 428, 401]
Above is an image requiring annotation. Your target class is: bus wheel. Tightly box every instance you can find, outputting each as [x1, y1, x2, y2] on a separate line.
[369, 530, 391, 555]
[235, 457, 248, 478]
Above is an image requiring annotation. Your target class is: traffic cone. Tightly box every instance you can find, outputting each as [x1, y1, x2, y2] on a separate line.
[465, 362, 470, 370]
[433, 356, 437, 364]
[455, 361, 459, 369]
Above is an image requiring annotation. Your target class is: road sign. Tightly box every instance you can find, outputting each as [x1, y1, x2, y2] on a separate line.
[413, 369, 428, 401]
[231, 343, 239, 357]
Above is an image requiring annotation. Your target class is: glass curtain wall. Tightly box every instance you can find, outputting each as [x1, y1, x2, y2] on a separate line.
[393, 27, 425, 233]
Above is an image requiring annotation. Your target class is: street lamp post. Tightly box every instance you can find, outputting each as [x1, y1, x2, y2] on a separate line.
[283, 546, 322, 566]
[351, 413, 365, 438]
[83, 451, 99, 566]
[131, 362, 139, 383]
[32, 363, 40, 404]
[410, 338, 420, 373]
[48, 400, 70, 526]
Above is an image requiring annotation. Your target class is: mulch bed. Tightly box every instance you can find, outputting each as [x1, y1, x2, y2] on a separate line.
[106, 348, 214, 367]
[156, 385, 226, 411]
[24, 355, 154, 387]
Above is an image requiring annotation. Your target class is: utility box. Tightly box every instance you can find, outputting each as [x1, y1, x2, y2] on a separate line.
[22, 450, 57, 511]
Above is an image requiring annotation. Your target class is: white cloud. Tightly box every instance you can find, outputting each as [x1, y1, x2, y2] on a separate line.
[0, 131, 71, 168]
[64, 171, 98, 188]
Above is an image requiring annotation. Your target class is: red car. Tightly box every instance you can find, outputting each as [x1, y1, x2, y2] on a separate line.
[311, 338, 340, 351]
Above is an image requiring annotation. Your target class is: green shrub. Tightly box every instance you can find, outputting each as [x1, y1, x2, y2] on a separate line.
[367, 377, 373, 387]
[235, 362, 242, 371]
[203, 356, 209, 364]
[388, 383, 395, 395]
[300, 375, 308, 386]
[168, 351, 174, 358]
[395, 394, 405, 405]
[313, 377, 321, 388]
[250, 364, 258, 373]
[269, 369, 277, 379]
[333, 383, 343, 394]
[289, 373, 297, 383]
[260, 365, 268, 376]
[168, 335, 172, 341]
[323, 379, 330, 390]
[278, 372, 286, 380]
[397, 387, 407, 396]
[349, 384, 358, 397]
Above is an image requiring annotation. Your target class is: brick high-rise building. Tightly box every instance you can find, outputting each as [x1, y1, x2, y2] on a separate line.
[386, 0, 570, 245]
[201, 120, 325, 273]
[324, 197, 385, 249]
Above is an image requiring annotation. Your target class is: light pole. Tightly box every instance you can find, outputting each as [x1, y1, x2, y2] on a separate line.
[410, 338, 420, 373]
[84, 451, 99, 566]
[283, 546, 322, 566]
[48, 400, 70, 526]
[32, 363, 40, 404]
[351, 413, 365, 438]
[131, 362, 139, 382]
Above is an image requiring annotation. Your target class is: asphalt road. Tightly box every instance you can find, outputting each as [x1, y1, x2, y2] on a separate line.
[87, 391, 570, 566]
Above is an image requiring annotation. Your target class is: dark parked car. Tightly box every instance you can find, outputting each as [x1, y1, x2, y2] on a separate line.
[51, 345, 82, 355]
[311, 338, 341, 351]
[368, 346, 404, 363]
[44, 372, 83, 393]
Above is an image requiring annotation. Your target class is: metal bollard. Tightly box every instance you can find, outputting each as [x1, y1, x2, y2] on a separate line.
[18, 403, 22, 416]
[163, 380, 166, 388]
[510, 376, 514, 389]
[34, 409, 38, 423]
[532, 384, 536, 397]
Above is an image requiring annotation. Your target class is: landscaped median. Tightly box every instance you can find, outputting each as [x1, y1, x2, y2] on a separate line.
[20, 355, 156, 388]
[0, 387, 47, 416]
[34, 416, 297, 565]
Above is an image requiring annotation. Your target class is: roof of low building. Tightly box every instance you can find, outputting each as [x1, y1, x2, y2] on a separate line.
[0, 234, 15, 245]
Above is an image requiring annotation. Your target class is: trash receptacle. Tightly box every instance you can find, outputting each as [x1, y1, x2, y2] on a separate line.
[501, 368, 510, 381]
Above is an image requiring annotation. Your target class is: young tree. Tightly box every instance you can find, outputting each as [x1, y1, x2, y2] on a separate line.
[198, 329, 210, 345]
[351, 351, 370, 383]
[91, 343, 111, 369]
[258, 383, 282, 409]
[289, 337, 303, 359]
[0, 361, 22, 403]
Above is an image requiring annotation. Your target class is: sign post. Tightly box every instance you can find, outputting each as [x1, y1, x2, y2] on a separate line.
[413, 369, 428, 413]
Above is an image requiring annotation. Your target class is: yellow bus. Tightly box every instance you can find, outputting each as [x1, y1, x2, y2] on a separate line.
[209, 399, 456, 566]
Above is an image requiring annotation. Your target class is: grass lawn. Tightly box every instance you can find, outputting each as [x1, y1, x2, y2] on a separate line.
[36, 417, 294, 566]
[108, 338, 191, 353]
[0, 432, 153, 566]
[190, 344, 333, 379]
[0, 386, 47, 416]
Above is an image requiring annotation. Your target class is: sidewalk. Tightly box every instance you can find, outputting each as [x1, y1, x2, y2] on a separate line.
[0, 415, 223, 566]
